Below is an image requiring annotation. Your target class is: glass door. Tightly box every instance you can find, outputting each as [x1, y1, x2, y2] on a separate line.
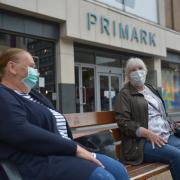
[96, 66, 123, 111]
[75, 64, 95, 113]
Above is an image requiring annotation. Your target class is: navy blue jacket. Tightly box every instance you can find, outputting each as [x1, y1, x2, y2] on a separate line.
[0, 85, 96, 180]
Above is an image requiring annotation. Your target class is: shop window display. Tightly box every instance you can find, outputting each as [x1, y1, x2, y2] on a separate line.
[0, 33, 56, 106]
[162, 62, 180, 111]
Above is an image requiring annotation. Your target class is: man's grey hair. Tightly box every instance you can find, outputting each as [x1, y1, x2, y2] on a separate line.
[125, 57, 147, 82]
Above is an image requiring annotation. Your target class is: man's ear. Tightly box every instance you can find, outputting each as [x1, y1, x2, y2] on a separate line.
[7, 61, 17, 75]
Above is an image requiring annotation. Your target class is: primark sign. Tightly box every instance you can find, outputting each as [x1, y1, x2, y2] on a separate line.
[87, 12, 156, 47]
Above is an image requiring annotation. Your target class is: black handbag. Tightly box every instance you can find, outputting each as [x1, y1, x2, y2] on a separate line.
[75, 130, 117, 159]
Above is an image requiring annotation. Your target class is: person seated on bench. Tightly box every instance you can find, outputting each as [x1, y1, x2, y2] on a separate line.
[115, 57, 180, 180]
[0, 48, 129, 180]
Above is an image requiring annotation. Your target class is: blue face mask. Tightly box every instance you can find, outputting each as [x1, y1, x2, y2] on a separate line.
[23, 67, 39, 90]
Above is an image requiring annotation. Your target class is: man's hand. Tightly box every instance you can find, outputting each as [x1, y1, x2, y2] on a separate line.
[139, 127, 167, 149]
[76, 145, 104, 168]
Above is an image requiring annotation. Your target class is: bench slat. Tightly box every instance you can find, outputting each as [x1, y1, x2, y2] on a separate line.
[126, 163, 153, 171]
[127, 163, 169, 180]
[65, 111, 116, 128]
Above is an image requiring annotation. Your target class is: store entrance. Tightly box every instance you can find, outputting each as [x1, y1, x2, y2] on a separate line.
[75, 64, 123, 112]
[75, 64, 95, 113]
[96, 66, 123, 111]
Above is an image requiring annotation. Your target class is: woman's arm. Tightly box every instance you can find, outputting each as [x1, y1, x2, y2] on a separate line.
[115, 91, 140, 137]
[0, 93, 77, 156]
[0, 94, 105, 168]
[76, 145, 104, 168]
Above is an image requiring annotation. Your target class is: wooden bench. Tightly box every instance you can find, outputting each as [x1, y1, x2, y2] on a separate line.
[65, 111, 170, 180]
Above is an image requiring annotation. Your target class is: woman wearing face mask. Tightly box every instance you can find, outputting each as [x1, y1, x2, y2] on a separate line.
[115, 57, 180, 180]
[0, 48, 129, 180]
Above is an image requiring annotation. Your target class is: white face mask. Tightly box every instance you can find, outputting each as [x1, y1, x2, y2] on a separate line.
[130, 70, 146, 86]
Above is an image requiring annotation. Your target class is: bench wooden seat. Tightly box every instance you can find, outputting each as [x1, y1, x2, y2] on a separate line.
[0, 111, 170, 180]
[126, 163, 169, 180]
[65, 111, 170, 180]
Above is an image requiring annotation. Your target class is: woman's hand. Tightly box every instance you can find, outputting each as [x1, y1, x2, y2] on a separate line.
[76, 145, 104, 168]
[139, 127, 167, 149]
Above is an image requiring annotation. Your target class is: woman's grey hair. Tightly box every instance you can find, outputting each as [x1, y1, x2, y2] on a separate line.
[125, 57, 147, 82]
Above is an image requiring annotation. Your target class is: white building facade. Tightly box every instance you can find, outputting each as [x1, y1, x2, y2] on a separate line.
[0, 0, 180, 120]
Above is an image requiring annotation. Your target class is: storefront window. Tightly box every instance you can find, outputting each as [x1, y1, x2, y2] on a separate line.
[74, 43, 147, 112]
[96, 56, 122, 67]
[93, 0, 158, 23]
[94, 0, 123, 10]
[162, 62, 180, 111]
[124, 0, 158, 23]
[0, 32, 56, 106]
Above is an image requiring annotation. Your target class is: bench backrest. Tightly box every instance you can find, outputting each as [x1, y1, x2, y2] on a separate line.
[64, 111, 121, 158]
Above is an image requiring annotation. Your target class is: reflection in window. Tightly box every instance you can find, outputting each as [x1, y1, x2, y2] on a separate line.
[125, 0, 158, 23]
[162, 62, 180, 111]
[28, 41, 56, 106]
[75, 51, 95, 64]
[96, 56, 124, 67]
[0, 33, 56, 106]
[96, 56, 117, 66]
[82, 67, 95, 112]
[94, 0, 123, 10]
[93, 0, 158, 23]
[100, 75, 109, 111]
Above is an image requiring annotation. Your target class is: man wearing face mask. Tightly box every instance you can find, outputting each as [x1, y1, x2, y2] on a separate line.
[0, 48, 129, 180]
[115, 57, 180, 180]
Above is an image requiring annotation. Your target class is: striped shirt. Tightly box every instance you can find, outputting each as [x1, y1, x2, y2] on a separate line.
[15, 91, 69, 139]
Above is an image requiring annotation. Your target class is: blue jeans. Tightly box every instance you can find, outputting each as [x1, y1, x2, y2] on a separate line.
[144, 135, 180, 180]
[88, 153, 129, 180]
